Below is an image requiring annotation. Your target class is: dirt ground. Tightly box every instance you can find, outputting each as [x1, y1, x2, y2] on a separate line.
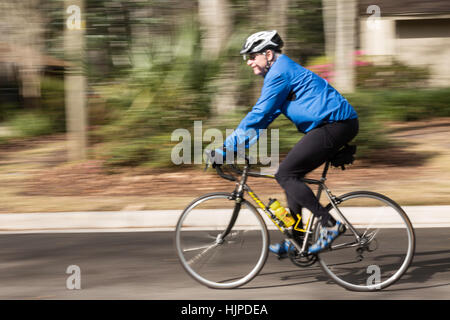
[0, 118, 449, 213]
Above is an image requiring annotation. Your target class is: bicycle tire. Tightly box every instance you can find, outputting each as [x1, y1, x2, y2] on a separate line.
[316, 191, 415, 291]
[175, 192, 269, 289]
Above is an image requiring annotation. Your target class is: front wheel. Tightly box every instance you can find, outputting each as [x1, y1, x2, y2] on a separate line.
[175, 192, 269, 289]
[316, 191, 415, 291]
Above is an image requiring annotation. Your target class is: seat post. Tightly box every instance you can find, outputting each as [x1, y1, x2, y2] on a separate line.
[321, 161, 330, 180]
[315, 161, 330, 201]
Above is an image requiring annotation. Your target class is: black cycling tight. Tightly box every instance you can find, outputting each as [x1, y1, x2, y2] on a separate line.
[275, 118, 359, 231]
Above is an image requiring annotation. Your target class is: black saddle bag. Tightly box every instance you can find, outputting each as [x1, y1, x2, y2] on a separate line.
[330, 144, 357, 170]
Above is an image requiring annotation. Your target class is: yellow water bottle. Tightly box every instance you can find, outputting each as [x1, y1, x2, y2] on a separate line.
[268, 198, 296, 228]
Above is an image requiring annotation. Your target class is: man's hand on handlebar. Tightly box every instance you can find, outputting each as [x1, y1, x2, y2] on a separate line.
[204, 148, 226, 171]
[204, 148, 258, 182]
[204, 148, 238, 182]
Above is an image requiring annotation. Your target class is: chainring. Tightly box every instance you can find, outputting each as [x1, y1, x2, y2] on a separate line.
[287, 241, 318, 268]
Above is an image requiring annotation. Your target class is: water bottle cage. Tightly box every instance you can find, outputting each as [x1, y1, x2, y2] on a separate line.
[266, 209, 286, 228]
[273, 214, 285, 228]
[293, 214, 312, 233]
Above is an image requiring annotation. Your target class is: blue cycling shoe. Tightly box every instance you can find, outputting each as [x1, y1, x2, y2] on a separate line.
[308, 221, 345, 254]
[269, 239, 293, 257]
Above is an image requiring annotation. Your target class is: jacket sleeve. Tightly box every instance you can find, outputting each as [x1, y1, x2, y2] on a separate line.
[224, 73, 290, 152]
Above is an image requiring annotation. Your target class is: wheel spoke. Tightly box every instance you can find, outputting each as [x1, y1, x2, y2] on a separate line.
[182, 242, 217, 253]
[187, 243, 220, 268]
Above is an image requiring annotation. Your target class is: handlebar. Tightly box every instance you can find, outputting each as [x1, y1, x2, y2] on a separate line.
[204, 150, 272, 181]
[215, 164, 238, 182]
[204, 151, 249, 182]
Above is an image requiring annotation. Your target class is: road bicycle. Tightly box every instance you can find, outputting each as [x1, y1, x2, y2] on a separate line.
[174, 145, 415, 291]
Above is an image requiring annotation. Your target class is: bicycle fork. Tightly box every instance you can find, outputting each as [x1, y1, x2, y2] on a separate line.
[219, 164, 249, 241]
[218, 201, 241, 242]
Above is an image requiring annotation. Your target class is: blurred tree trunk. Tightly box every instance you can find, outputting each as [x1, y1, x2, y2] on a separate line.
[248, 0, 265, 24]
[249, 0, 289, 37]
[0, 0, 44, 108]
[19, 48, 42, 109]
[198, 0, 231, 58]
[18, 1, 43, 109]
[322, 0, 336, 59]
[64, 0, 87, 161]
[334, 0, 356, 93]
[268, 0, 289, 42]
[198, 0, 235, 115]
[129, 4, 152, 71]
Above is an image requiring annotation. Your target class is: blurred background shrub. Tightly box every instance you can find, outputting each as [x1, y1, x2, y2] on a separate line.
[356, 60, 430, 89]
[2, 77, 65, 138]
[7, 111, 54, 137]
[92, 23, 221, 167]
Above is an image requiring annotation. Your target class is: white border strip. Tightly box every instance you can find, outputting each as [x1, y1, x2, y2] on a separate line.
[0, 206, 447, 233]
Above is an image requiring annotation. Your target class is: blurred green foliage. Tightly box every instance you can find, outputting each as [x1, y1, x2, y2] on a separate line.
[286, 0, 325, 64]
[2, 77, 65, 139]
[356, 60, 430, 89]
[39, 77, 66, 133]
[93, 23, 221, 167]
[0, 103, 18, 123]
[7, 112, 55, 137]
[345, 92, 395, 158]
[353, 88, 450, 122]
[345, 88, 450, 159]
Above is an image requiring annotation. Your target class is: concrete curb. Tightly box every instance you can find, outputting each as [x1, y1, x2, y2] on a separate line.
[0, 206, 448, 233]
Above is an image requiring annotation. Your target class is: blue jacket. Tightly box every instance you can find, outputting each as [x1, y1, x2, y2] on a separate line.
[223, 54, 358, 151]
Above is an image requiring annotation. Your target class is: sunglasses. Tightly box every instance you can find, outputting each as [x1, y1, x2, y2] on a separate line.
[243, 52, 266, 61]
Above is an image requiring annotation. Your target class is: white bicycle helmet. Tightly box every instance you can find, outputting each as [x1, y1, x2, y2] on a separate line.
[240, 30, 284, 58]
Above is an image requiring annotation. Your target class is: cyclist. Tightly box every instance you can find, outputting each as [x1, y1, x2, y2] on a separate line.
[210, 30, 358, 255]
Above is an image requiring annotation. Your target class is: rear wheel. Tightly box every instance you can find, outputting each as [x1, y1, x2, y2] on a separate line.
[316, 191, 415, 291]
[175, 192, 269, 289]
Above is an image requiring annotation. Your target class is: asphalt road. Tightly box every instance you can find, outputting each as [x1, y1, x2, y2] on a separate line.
[0, 228, 448, 300]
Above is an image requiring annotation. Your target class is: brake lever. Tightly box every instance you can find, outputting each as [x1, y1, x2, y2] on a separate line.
[204, 149, 216, 171]
[204, 156, 210, 172]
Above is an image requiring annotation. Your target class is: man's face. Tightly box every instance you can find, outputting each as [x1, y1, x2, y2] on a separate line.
[246, 50, 273, 76]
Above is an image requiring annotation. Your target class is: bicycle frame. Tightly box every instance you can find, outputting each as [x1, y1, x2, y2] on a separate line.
[218, 160, 364, 254]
